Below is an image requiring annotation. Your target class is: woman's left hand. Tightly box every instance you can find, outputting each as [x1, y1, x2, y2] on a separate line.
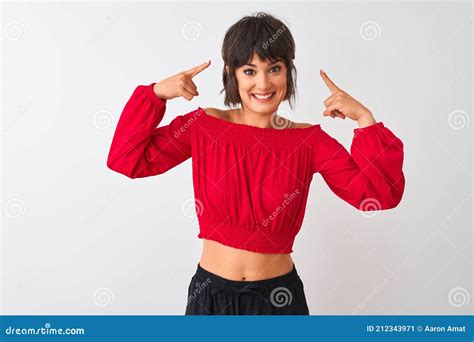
[320, 69, 376, 127]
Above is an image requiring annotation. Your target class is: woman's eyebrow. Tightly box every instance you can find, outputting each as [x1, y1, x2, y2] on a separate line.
[245, 61, 282, 67]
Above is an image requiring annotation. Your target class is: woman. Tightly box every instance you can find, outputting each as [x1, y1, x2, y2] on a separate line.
[106, 12, 405, 315]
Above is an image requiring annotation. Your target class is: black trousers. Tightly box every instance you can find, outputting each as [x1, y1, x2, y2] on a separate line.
[185, 262, 310, 315]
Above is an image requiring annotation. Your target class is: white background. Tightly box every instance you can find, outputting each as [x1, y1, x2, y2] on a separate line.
[2, 1, 472, 315]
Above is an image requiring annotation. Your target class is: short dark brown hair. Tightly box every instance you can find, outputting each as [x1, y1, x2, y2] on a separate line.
[220, 12, 297, 109]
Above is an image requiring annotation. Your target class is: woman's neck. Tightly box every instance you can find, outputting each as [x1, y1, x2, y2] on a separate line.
[232, 106, 275, 129]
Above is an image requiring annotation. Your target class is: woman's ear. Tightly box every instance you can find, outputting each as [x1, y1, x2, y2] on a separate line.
[225, 65, 229, 74]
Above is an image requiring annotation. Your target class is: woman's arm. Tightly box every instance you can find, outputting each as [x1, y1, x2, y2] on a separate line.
[106, 83, 192, 178]
[106, 61, 210, 179]
[313, 69, 405, 210]
[312, 122, 405, 210]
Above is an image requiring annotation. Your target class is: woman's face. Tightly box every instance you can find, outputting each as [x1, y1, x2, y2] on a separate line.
[228, 53, 287, 115]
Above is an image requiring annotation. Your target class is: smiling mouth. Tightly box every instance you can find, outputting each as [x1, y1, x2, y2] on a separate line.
[251, 92, 276, 102]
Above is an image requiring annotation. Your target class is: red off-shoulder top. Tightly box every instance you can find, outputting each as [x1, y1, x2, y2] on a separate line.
[107, 83, 405, 254]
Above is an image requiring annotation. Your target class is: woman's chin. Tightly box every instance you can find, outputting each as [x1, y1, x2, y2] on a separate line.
[246, 104, 278, 114]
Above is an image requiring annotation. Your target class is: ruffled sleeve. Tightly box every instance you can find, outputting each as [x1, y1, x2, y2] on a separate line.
[312, 122, 405, 210]
[107, 83, 192, 178]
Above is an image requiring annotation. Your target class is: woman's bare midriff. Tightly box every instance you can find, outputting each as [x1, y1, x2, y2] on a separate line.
[199, 238, 294, 281]
[197, 108, 302, 281]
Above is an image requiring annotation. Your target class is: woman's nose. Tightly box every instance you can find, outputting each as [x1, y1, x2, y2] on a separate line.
[255, 73, 272, 90]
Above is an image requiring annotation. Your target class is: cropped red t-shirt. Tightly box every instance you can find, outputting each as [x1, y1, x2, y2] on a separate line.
[107, 83, 405, 254]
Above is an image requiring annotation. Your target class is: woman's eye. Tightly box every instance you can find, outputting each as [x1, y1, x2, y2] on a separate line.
[243, 66, 281, 75]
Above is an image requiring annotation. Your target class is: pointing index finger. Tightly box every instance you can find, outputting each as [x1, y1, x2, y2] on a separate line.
[184, 60, 211, 78]
[320, 69, 341, 93]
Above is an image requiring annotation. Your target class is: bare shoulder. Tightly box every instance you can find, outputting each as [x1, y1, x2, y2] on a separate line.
[202, 107, 231, 120]
[291, 122, 313, 128]
[202, 107, 313, 128]
[201, 107, 218, 117]
[277, 116, 313, 128]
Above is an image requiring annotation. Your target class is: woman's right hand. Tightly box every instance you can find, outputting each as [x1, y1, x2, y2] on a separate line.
[153, 60, 211, 101]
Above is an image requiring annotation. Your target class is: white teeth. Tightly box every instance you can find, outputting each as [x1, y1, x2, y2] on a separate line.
[253, 93, 273, 99]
